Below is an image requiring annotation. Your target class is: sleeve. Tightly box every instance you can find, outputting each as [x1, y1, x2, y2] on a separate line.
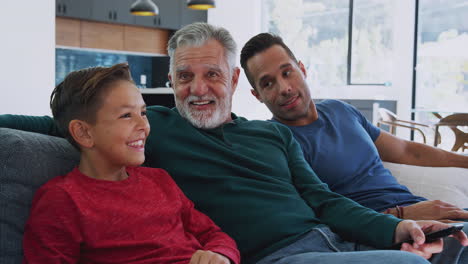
[22, 186, 82, 264]
[0, 114, 62, 136]
[280, 125, 401, 248]
[341, 102, 381, 141]
[164, 171, 240, 264]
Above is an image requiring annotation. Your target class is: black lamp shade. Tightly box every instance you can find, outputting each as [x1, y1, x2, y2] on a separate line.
[130, 0, 159, 16]
[187, 0, 215, 10]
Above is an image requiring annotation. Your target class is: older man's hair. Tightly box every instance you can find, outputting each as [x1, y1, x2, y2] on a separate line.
[167, 22, 237, 75]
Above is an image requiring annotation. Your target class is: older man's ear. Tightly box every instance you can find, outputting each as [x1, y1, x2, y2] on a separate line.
[230, 67, 240, 92]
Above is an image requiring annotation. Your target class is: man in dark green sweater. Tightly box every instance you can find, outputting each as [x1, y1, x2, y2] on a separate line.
[1, 22, 467, 264]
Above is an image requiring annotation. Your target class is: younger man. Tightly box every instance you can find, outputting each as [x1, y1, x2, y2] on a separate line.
[240, 32, 468, 221]
[22, 63, 239, 264]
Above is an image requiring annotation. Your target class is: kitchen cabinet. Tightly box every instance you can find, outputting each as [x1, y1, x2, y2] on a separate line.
[179, 0, 207, 28]
[56, 0, 207, 30]
[56, 0, 92, 19]
[124, 25, 169, 54]
[134, 0, 180, 30]
[56, 17, 81, 47]
[81, 21, 125, 51]
[91, 0, 135, 25]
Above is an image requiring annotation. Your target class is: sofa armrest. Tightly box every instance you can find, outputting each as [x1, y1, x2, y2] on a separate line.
[383, 161, 468, 208]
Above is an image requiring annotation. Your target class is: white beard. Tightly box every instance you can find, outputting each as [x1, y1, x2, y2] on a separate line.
[176, 93, 232, 129]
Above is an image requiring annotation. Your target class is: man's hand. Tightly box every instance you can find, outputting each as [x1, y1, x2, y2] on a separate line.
[402, 200, 468, 220]
[189, 250, 231, 264]
[394, 220, 468, 259]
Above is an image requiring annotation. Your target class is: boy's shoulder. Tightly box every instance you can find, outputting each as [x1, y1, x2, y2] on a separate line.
[128, 166, 169, 177]
[128, 166, 181, 193]
[33, 169, 78, 203]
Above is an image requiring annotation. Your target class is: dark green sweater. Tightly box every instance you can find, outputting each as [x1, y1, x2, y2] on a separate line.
[0, 107, 401, 263]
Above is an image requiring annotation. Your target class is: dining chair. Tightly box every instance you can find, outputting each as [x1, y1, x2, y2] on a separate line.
[433, 113, 468, 152]
[377, 108, 430, 143]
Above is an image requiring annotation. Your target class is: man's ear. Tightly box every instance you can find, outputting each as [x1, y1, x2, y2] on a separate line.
[298, 61, 307, 78]
[251, 89, 263, 103]
[230, 67, 241, 93]
[168, 73, 174, 92]
[69, 120, 94, 148]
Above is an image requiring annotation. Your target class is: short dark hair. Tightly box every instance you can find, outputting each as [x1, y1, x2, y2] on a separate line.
[240, 33, 298, 90]
[50, 63, 134, 149]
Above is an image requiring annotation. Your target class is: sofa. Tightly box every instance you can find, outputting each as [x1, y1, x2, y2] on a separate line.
[1, 127, 467, 263]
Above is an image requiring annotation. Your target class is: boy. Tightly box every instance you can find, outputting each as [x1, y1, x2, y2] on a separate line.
[22, 63, 239, 264]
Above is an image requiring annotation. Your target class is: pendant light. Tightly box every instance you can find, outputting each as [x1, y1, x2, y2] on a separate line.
[187, 0, 215, 10]
[130, 0, 159, 16]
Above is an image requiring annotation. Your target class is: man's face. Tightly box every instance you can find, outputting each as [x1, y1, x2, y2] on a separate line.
[169, 39, 240, 129]
[246, 45, 314, 126]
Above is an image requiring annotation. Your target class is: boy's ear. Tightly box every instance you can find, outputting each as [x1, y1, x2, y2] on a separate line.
[251, 89, 263, 103]
[69, 120, 94, 148]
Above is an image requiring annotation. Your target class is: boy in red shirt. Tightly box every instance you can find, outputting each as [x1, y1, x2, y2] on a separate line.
[22, 63, 240, 264]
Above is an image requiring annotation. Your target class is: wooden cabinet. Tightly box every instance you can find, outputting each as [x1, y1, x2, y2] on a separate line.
[134, 0, 180, 30]
[56, 17, 169, 54]
[56, 0, 207, 30]
[81, 21, 125, 51]
[56, 17, 81, 47]
[124, 25, 168, 54]
[56, 0, 92, 19]
[91, 0, 135, 25]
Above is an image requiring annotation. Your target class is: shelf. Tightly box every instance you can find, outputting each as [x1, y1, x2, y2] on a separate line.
[140, 88, 173, 94]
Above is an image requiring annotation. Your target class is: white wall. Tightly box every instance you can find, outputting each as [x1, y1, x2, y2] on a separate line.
[0, 1, 55, 115]
[208, 0, 271, 120]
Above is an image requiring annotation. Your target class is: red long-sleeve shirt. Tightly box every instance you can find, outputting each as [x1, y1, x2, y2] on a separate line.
[23, 166, 239, 264]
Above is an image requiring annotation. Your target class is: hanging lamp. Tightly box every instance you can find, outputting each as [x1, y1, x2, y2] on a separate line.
[187, 0, 215, 10]
[130, 0, 159, 16]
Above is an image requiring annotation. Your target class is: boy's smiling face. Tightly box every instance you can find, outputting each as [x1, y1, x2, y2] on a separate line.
[86, 80, 150, 170]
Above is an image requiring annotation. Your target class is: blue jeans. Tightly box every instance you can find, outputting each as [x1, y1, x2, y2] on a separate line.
[256, 225, 467, 264]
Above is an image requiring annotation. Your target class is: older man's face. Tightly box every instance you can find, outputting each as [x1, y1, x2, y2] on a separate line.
[169, 39, 240, 129]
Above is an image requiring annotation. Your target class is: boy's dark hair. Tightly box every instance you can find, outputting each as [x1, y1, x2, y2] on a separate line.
[50, 63, 134, 149]
[240, 33, 298, 90]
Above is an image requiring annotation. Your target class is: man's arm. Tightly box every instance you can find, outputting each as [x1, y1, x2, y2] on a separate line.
[376, 130, 468, 220]
[0, 114, 61, 136]
[375, 130, 468, 168]
[169, 169, 240, 264]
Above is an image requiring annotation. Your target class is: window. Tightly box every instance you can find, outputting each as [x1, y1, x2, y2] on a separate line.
[263, 0, 394, 87]
[349, 0, 394, 85]
[415, 0, 468, 112]
[263, 0, 349, 88]
[413, 0, 468, 149]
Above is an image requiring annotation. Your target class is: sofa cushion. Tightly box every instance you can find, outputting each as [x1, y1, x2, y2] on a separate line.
[383, 161, 468, 208]
[0, 128, 79, 264]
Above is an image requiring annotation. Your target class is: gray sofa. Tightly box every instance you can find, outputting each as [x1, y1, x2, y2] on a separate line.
[1, 127, 467, 263]
[0, 128, 79, 264]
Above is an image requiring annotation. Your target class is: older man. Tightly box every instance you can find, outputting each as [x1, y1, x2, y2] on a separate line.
[1, 23, 467, 264]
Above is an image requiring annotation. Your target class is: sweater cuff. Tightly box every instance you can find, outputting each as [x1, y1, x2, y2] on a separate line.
[208, 246, 241, 264]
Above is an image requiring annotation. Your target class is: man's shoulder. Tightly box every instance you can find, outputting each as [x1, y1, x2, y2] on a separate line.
[316, 99, 349, 109]
[250, 118, 288, 129]
[146, 106, 181, 122]
[147, 105, 174, 114]
[247, 119, 294, 139]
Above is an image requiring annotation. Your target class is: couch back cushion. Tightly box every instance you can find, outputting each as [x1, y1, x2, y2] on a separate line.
[0, 128, 79, 264]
